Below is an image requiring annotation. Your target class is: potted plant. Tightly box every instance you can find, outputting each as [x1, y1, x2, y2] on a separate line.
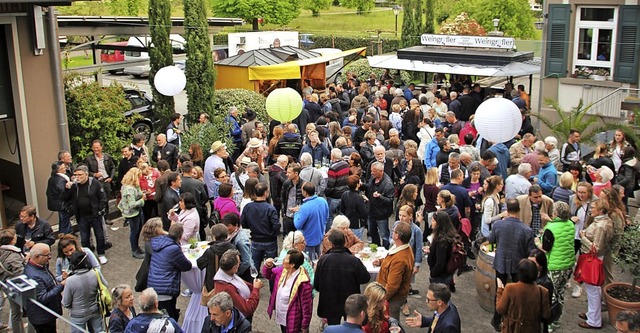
[592, 68, 610, 81]
[603, 225, 640, 325]
[573, 66, 593, 79]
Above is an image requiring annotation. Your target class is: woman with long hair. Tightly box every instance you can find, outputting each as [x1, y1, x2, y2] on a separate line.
[496, 259, 550, 333]
[401, 104, 421, 143]
[339, 175, 369, 240]
[567, 162, 585, 191]
[568, 182, 597, 299]
[578, 199, 614, 329]
[599, 187, 625, 286]
[615, 146, 640, 205]
[426, 211, 458, 291]
[587, 143, 615, 173]
[400, 158, 425, 206]
[56, 234, 100, 283]
[610, 128, 632, 172]
[480, 175, 503, 241]
[62, 251, 109, 333]
[396, 184, 418, 221]
[188, 143, 204, 169]
[135, 218, 166, 292]
[437, 190, 460, 231]
[463, 164, 484, 244]
[137, 161, 160, 220]
[268, 126, 285, 164]
[168, 192, 200, 244]
[240, 178, 259, 214]
[362, 282, 390, 333]
[108, 284, 136, 333]
[349, 152, 363, 179]
[328, 121, 343, 148]
[529, 249, 554, 333]
[118, 167, 146, 259]
[422, 167, 440, 238]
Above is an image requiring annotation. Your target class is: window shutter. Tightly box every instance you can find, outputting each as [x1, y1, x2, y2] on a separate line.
[613, 5, 640, 83]
[545, 4, 571, 77]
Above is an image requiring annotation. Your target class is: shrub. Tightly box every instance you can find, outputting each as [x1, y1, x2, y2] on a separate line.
[615, 226, 640, 277]
[340, 59, 412, 86]
[212, 89, 268, 124]
[64, 74, 134, 164]
[181, 123, 228, 155]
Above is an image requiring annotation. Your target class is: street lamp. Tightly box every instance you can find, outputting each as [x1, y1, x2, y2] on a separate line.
[393, 5, 400, 37]
[492, 18, 500, 32]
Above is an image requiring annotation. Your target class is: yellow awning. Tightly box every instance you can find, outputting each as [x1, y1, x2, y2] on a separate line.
[247, 47, 367, 81]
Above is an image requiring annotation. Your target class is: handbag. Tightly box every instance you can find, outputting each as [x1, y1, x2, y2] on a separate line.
[94, 269, 112, 317]
[549, 302, 562, 323]
[199, 254, 219, 306]
[573, 247, 604, 286]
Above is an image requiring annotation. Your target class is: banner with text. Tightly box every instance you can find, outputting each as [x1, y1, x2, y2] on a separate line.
[420, 34, 516, 50]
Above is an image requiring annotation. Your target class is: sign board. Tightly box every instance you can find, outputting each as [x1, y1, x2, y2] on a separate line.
[420, 34, 516, 49]
[228, 31, 299, 57]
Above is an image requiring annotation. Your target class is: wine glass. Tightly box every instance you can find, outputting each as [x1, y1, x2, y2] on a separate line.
[250, 266, 259, 279]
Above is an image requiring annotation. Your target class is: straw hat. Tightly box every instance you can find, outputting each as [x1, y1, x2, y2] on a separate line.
[209, 141, 226, 154]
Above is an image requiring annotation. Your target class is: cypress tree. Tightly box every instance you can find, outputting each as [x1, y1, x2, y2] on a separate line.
[148, 0, 175, 126]
[424, 0, 435, 33]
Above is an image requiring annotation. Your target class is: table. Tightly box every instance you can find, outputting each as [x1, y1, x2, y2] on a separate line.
[181, 242, 209, 333]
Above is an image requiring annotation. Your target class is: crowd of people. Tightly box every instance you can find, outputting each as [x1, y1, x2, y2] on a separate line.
[1, 73, 640, 333]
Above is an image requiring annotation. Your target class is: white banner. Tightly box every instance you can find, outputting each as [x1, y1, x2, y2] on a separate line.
[420, 34, 516, 49]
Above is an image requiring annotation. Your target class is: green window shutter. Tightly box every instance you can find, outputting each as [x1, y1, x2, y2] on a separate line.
[613, 5, 640, 83]
[545, 4, 571, 77]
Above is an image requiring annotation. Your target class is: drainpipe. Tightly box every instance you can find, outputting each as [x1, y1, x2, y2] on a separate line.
[46, 7, 70, 151]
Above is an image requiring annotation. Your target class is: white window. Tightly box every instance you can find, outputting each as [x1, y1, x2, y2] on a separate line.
[573, 6, 617, 77]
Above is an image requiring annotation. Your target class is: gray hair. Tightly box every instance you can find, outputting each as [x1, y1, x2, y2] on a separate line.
[229, 106, 237, 114]
[75, 165, 89, 174]
[371, 161, 384, 171]
[448, 152, 460, 161]
[331, 148, 342, 160]
[518, 163, 532, 176]
[139, 288, 158, 312]
[331, 215, 350, 229]
[394, 89, 404, 97]
[533, 141, 546, 153]
[544, 136, 558, 148]
[553, 201, 571, 220]
[300, 152, 313, 166]
[373, 146, 385, 154]
[282, 231, 305, 251]
[450, 91, 458, 99]
[277, 154, 288, 164]
[207, 291, 233, 311]
[389, 128, 399, 136]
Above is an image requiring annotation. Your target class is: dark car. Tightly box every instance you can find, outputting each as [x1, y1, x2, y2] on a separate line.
[124, 89, 160, 141]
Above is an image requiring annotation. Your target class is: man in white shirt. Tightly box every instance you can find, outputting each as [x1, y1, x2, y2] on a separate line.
[505, 163, 533, 199]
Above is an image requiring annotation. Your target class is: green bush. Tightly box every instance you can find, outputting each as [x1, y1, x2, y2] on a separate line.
[340, 59, 412, 86]
[212, 88, 268, 124]
[64, 74, 134, 164]
[181, 123, 228, 154]
[615, 226, 640, 276]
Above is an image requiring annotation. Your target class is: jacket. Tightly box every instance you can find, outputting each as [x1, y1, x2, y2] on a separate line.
[226, 115, 243, 144]
[125, 312, 183, 333]
[197, 240, 236, 291]
[161, 187, 181, 228]
[275, 133, 303, 161]
[339, 190, 369, 229]
[65, 177, 108, 218]
[508, 141, 529, 171]
[213, 270, 260, 318]
[214, 196, 239, 219]
[376, 244, 413, 302]
[536, 162, 558, 196]
[496, 283, 550, 333]
[15, 218, 56, 250]
[488, 217, 535, 275]
[46, 173, 71, 212]
[314, 247, 370, 319]
[366, 174, 395, 220]
[420, 302, 461, 333]
[24, 261, 63, 325]
[118, 156, 140, 183]
[152, 143, 179, 171]
[543, 218, 575, 271]
[488, 143, 510, 180]
[62, 268, 101, 318]
[392, 221, 423, 267]
[325, 160, 350, 199]
[321, 228, 365, 255]
[148, 235, 192, 296]
[281, 179, 304, 217]
[84, 153, 116, 180]
[424, 137, 440, 169]
[515, 194, 554, 229]
[118, 185, 144, 218]
[264, 266, 313, 333]
[560, 141, 581, 170]
[241, 200, 280, 242]
[109, 307, 137, 333]
[299, 166, 326, 197]
[268, 164, 288, 206]
[201, 307, 251, 333]
[616, 157, 640, 192]
[294, 195, 329, 247]
[324, 322, 365, 333]
[299, 142, 330, 166]
[428, 238, 452, 279]
[229, 229, 253, 277]
[0, 245, 24, 281]
[169, 208, 200, 244]
[180, 176, 209, 225]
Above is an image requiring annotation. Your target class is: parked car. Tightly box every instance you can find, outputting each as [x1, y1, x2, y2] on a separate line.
[102, 41, 128, 74]
[124, 89, 160, 141]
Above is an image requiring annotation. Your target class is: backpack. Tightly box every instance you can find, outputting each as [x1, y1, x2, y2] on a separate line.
[208, 208, 221, 227]
[446, 239, 467, 274]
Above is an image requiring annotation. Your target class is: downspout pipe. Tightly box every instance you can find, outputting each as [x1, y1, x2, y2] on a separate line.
[46, 7, 70, 151]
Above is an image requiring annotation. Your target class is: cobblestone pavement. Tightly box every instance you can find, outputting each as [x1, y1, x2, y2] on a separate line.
[35, 217, 620, 333]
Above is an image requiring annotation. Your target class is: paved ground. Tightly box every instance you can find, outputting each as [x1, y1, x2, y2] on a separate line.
[8, 216, 622, 333]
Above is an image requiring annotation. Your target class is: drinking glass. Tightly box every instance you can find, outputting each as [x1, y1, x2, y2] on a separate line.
[250, 266, 258, 279]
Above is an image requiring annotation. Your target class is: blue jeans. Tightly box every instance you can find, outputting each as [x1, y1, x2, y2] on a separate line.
[127, 214, 144, 252]
[78, 216, 105, 255]
[368, 218, 390, 249]
[58, 210, 72, 235]
[305, 244, 321, 260]
[351, 227, 365, 241]
[251, 241, 278, 271]
[70, 314, 103, 333]
[326, 198, 342, 232]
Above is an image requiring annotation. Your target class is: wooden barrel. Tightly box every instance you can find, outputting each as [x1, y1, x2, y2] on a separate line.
[475, 245, 496, 313]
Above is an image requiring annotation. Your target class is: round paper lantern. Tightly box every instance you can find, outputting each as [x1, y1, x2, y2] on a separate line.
[266, 88, 303, 122]
[153, 66, 186, 97]
[474, 98, 522, 143]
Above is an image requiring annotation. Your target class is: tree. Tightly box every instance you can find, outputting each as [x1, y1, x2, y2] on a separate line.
[439, 12, 487, 36]
[401, 0, 423, 47]
[184, 0, 216, 125]
[340, 0, 374, 14]
[148, 0, 175, 126]
[473, 0, 536, 39]
[301, 0, 331, 16]
[424, 0, 435, 33]
[211, 0, 301, 30]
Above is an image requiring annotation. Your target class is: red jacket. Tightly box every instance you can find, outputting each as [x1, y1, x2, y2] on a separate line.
[213, 279, 260, 318]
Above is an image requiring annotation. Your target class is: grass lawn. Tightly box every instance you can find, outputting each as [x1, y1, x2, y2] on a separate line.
[61, 54, 95, 69]
[260, 6, 404, 38]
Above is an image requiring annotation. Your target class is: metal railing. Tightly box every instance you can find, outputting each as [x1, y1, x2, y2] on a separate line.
[582, 84, 640, 118]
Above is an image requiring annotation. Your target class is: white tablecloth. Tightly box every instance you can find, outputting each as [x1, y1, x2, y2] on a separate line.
[181, 242, 209, 333]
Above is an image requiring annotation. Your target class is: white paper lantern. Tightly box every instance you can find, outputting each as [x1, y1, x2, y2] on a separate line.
[474, 97, 522, 143]
[153, 66, 186, 97]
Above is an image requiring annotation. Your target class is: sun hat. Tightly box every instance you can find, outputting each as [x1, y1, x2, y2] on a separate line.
[247, 137, 261, 149]
[209, 141, 226, 154]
